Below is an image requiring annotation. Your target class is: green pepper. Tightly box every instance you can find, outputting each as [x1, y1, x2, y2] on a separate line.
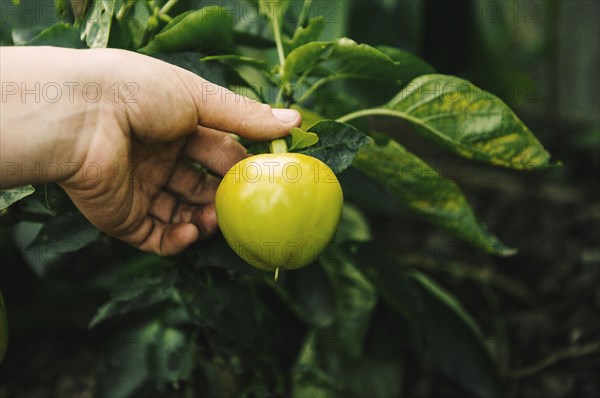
[216, 149, 343, 279]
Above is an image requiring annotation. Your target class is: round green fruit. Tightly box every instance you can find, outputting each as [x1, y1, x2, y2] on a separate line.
[216, 153, 343, 275]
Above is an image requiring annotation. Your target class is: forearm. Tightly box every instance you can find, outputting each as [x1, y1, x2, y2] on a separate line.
[0, 46, 108, 189]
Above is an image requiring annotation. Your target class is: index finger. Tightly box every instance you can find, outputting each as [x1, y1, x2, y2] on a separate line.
[185, 125, 248, 176]
[175, 68, 302, 140]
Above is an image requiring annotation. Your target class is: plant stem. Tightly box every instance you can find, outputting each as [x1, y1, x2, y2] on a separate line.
[297, 0, 313, 29]
[295, 66, 314, 90]
[270, 138, 289, 154]
[159, 0, 179, 16]
[296, 73, 373, 105]
[158, 13, 173, 23]
[508, 340, 600, 378]
[271, 6, 288, 108]
[274, 86, 285, 108]
[336, 108, 412, 124]
[272, 10, 286, 70]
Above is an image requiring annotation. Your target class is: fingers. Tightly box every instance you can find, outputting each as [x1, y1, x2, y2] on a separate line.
[166, 158, 221, 204]
[185, 126, 248, 176]
[176, 68, 301, 141]
[135, 191, 218, 255]
[137, 220, 200, 256]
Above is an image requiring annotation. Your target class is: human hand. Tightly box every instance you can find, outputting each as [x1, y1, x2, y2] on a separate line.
[0, 47, 301, 255]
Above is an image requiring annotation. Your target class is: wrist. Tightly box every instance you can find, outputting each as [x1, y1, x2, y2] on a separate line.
[0, 47, 116, 188]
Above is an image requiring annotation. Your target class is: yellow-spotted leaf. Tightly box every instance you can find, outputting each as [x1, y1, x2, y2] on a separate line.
[383, 74, 551, 169]
[352, 137, 515, 255]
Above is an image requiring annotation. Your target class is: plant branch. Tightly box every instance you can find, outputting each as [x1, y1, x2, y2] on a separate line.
[507, 341, 600, 378]
[295, 66, 314, 89]
[159, 0, 179, 16]
[272, 10, 286, 70]
[158, 13, 172, 23]
[296, 75, 333, 105]
[296, 0, 313, 30]
[296, 73, 372, 105]
[407, 255, 533, 303]
[274, 86, 285, 108]
[336, 108, 412, 124]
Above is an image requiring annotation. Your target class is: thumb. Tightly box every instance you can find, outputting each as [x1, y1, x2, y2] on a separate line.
[179, 68, 301, 141]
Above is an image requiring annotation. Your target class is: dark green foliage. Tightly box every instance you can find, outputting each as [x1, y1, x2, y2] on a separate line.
[0, 1, 560, 397]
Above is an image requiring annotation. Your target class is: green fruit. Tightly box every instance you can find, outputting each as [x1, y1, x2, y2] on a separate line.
[216, 153, 343, 276]
[0, 290, 7, 364]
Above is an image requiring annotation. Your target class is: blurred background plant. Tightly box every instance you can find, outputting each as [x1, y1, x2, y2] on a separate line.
[0, 0, 598, 397]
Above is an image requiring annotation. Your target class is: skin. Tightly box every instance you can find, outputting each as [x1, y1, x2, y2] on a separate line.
[0, 46, 301, 255]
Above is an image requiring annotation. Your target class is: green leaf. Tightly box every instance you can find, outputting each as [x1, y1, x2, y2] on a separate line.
[284, 38, 434, 87]
[297, 120, 371, 174]
[319, 248, 377, 357]
[283, 41, 332, 82]
[11, 26, 46, 45]
[246, 141, 271, 155]
[258, 0, 290, 22]
[233, 29, 274, 48]
[175, 271, 266, 351]
[338, 168, 401, 216]
[376, 45, 436, 83]
[81, 0, 116, 48]
[232, 5, 274, 48]
[95, 320, 194, 398]
[292, 331, 338, 398]
[24, 22, 86, 48]
[333, 204, 372, 244]
[349, 242, 502, 398]
[283, 16, 326, 53]
[291, 104, 325, 130]
[89, 266, 178, 328]
[33, 183, 69, 216]
[0, 185, 34, 211]
[198, 54, 271, 101]
[410, 271, 503, 398]
[201, 54, 270, 71]
[96, 321, 160, 398]
[149, 326, 196, 391]
[186, 233, 261, 274]
[292, 330, 403, 398]
[267, 264, 336, 328]
[27, 211, 101, 253]
[289, 127, 319, 151]
[310, 45, 436, 112]
[152, 52, 227, 86]
[324, 38, 429, 83]
[108, 0, 152, 50]
[383, 74, 552, 169]
[349, 242, 424, 321]
[353, 137, 514, 255]
[139, 6, 235, 54]
[24, 211, 101, 275]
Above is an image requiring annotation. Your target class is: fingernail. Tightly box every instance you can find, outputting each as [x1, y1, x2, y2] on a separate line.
[272, 108, 298, 123]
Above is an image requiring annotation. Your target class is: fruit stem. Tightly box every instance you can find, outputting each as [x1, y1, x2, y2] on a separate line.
[270, 138, 288, 154]
[274, 267, 280, 282]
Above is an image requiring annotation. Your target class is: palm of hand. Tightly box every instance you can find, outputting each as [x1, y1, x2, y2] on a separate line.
[55, 49, 298, 255]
